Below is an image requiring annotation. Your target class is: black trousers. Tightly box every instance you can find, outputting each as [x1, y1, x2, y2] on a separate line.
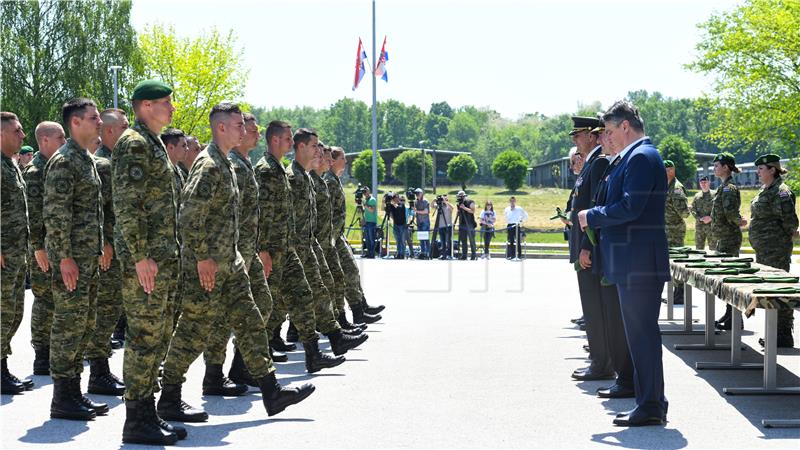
[459, 227, 476, 258]
[600, 283, 634, 388]
[577, 269, 612, 373]
[506, 225, 522, 258]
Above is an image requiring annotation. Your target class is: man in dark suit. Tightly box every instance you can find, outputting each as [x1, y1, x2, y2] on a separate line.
[579, 101, 670, 427]
[567, 116, 614, 382]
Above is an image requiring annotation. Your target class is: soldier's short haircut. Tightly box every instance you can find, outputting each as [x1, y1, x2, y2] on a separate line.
[265, 120, 291, 144]
[209, 102, 242, 128]
[292, 128, 318, 150]
[34, 121, 63, 143]
[602, 100, 644, 132]
[62, 98, 97, 130]
[331, 147, 345, 159]
[160, 128, 186, 147]
[1, 111, 19, 127]
[243, 112, 256, 123]
[100, 108, 126, 125]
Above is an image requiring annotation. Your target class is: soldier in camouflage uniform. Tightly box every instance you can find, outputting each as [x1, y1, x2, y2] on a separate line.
[690, 176, 716, 250]
[161, 128, 188, 331]
[111, 81, 183, 445]
[1, 111, 34, 395]
[43, 99, 106, 420]
[159, 103, 314, 423]
[749, 154, 798, 347]
[24, 122, 66, 377]
[710, 152, 746, 330]
[255, 121, 345, 373]
[664, 160, 690, 304]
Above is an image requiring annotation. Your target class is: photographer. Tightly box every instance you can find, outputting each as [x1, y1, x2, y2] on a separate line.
[362, 186, 378, 258]
[403, 196, 416, 258]
[455, 190, 478, 260]
[433, 194, 454, 259]
[414, 188, 430, 259]
[386, 193, 408, 259]
[504, 196, 529, 259]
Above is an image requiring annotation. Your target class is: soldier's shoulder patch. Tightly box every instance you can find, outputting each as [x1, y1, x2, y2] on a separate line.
[196, 179, 214, 199]
[54, 178, 71, 194]
[128, 164, 145, 181]
[28, 184, 41, 198]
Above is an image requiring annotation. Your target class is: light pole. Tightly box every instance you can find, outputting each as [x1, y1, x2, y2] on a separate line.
[110, 65, 122, 108]
[419, 140, 426, 191]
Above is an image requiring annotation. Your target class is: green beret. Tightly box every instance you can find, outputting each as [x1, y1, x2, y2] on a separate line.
[754, 154, 780, 166]
[131, 79, 172, 101]
[713, 152, 736, 164]
[19, 145, 34, 155]
[663, 160, 675, 168]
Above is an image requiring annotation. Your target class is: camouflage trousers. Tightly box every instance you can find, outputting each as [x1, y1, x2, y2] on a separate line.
[666, 227, 685, 248]
[304, 243, 340, 335]
[694, 223, 716, 251]
[50, 257, 98, 379]
[84, 255, 123, 359]
[322, 244, 346, 316]
[1, 255, 27, 358]
[335, 235, 366, 307]
[204, 255, 273, 365]
[755, 249, 795, 336]
[163, 257, 274, 385]
[29, 258, 53, 349]
[121, 256, 179, 401]
[715, 234, 741, 257]
[263, 249, 318, 342]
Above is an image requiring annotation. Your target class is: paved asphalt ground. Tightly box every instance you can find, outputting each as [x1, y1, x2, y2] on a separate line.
[2, 257, 799, 448]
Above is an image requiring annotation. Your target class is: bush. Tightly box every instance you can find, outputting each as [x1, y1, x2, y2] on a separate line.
[351, 149, 385, 187]
[491, 150, 529, 192]
[658, 134, 697, 187]
[446, 154, 478, 190]
[393, 149, 433, 188]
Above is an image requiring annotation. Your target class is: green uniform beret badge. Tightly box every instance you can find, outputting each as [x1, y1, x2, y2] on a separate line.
[663, 160, 675, 168]
[753, 154, 780, 166]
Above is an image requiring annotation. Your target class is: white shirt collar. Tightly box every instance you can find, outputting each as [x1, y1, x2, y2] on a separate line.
[617, 136, 648, 161]
[586, 145, 602, 162]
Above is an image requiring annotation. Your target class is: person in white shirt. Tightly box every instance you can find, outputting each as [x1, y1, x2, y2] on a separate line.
[503, 196, 529, 259]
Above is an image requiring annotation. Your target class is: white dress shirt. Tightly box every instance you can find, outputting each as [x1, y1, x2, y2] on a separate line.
[504, 206, 529, 225]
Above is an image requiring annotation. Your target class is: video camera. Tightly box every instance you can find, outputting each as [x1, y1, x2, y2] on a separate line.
[456, 191, 466, 206]
[435, 194, 444, 208]
[383, 191, 395, 210]
[354, 183, 365, 206]
[405, 187, 416, 208]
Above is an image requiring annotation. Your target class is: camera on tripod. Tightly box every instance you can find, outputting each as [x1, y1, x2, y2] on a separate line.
[383, 192, 395, 211]
[354, 183, 365, 206]
[456, 191, 466, 206]
[405, 187, 416, 208]
[435, 194, 444, 208]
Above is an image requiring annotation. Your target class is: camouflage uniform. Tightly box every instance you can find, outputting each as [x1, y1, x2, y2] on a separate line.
[711, 176, 742, 256]
[162, 143, 274, 385]
[83, 154, 123, 360]
[691, 190, 716, 250]
[112, 120, 180, 401]
[170, 164, 185, 329]
[748, 176, 798, 341]
[176, 161, 189, 181]
[95, 144, 113, 159]
[1, 153, 29, 359]
[23, 152, 53, 350]
[312, 171, 346, 315]
[665, 178, 689, 247]
[324, 170, 367, 306]
[204, 149, 273, 365]
[43, 139, 103, 379]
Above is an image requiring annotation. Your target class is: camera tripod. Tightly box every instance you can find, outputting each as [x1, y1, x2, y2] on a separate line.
[346, 203, 365, 255]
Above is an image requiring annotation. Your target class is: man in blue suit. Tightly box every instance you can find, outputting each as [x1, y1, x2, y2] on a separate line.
[578, 101, 670, 427]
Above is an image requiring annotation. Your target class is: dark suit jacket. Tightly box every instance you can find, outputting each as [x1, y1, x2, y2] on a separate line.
[569, 146, 607, 263]
[586, 138, 670, 287]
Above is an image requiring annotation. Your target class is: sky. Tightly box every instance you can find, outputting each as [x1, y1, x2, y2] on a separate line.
[130, 0, 738, 120]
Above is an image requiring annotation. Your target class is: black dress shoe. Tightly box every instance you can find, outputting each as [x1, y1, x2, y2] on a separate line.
[572, 370, 615, 381]
[597, 384, 635, 398]
[613, 410, 665, 427]
[582, 344, 590, 353]
[571, 316, 584, 324]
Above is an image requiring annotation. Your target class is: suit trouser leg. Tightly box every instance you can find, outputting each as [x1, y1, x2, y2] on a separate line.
[600, 284, 634, 387]
[577, 269, 611, 373]
[617, 282, 667, 415]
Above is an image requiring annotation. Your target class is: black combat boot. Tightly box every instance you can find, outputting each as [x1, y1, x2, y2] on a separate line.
[324, 329, 368, 356]
[50, 377, 95, 420]
[157, 383, 208, 422]
[259, 371, 315, 416]
[715, 305, 732, 330]
[33, 346, 50, 375]
[352, 302, 381, 324]
[88, 358, 125, 396]
[337, 311, 365, 332]
[3, 357, 33, 390]
[202, 363, 248, 396]
[270, 346, 288, 363]
[341, 328, 364, 337]
[122, 397, 179, 445]
[303, 340, 345, 373]
[150, 395, 187, 440]
[270, 325, 297, 352]
[111, 315, 126, 349]
[362, 296, 385, 314]
[1, 358, 25, 395]
[227, 348, 258, 388]
[286, 321, 300, 343]
[72, 376, 109, 415]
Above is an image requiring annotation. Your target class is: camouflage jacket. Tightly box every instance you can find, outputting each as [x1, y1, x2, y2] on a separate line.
[255, 152, 294, 254]
[711, 176, 742, 241]
[691, 190, 714, 223]
[665, 178, 689, 228]
[311, 171, 334, 248]
[748, 177, 798, 251]
[22, 152, 48, 251]
[288, 160, 316, 249]
[43, 139, 103, 261]
[112, 120, 179, 264]
[93, 154, 115, 245]
[323, 170, 346, 236]
[95, 144, 113, 159]
[176, 161, 189, 181]
[229, 149, 259, 261]
[1, 153, 29, 258]
[180, 142, 240, 266]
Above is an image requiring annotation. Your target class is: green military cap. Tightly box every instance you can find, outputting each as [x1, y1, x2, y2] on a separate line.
[754, 154, 780, 166]
[131, 79, 173, 101]
[713, 152, 736, 165]
[19, 145, 34, 155]
[699, 175, 709, 182]
[663, 159, 675, 168]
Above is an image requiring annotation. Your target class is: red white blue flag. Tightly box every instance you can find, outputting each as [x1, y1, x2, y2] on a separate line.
[353, 38, 368, 91]
[374, 36, 389, 82]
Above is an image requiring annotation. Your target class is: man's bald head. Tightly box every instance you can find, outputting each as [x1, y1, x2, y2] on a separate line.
[100, 108, 129, 150]
[34, 121, 66, 158]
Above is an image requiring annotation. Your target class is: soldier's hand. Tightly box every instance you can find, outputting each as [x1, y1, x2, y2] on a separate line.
[34, 249, 49, 272]
[99, 244, 114, 272]
[60, 257, 79, 292]
[135, 258, 159, 294]
[259, 251, 272, 278]
[559, 217, 572, 227]
[0, 254, 5, 269]
[701, 216, 712, 224]
[197, 258, 218, 292]
[579, 249, 592, 269]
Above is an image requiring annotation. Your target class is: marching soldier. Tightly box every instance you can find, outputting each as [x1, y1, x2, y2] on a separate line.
[664, 160, 690, 304]
[690, 176, 715, 250]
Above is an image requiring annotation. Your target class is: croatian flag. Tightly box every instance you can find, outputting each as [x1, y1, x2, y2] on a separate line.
[374, 36, 389, 82]
[353, 38, 368, 91]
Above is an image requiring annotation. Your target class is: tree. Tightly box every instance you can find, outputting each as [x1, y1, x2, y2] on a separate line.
[351, 149, 385, 187]
[446, 154, 478, 190]
[377, 99, 425, 148]
[491, 150, 529, 192]
[443, 111, 480, 152]
[659, 134, 698, 187]
[392, 149, 432, 188]
[1, 0, 140, 140]
[318, 98, 371, 155]
[136, 24, 248, 143]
